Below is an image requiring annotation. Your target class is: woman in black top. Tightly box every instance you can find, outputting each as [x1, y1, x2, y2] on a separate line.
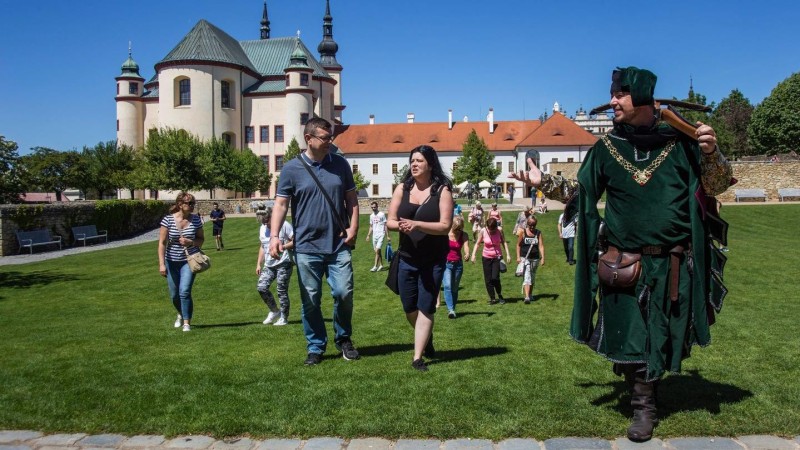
[516, 216, 545, 304]
[387, 145, 453, 371]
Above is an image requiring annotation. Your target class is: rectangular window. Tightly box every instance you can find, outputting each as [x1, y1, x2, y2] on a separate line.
[508, 162, 514, 172]
[260, 156, 269, 167]
[372, 164, 378, 175]
[285, 75, 290, 87]
[496, 162, 502, 171]
[179, 79, 191, 105]
[300, 73, 309, 86]
[275, 125, 284, 143]
[116, 83, 119, 95]
[567, 157, 574, 163]
[276, 156, 284, 171]
[129, 82, 138, 95]
[551, 158, 558, 163]
[245, 126, 255, 143]
[116, 120, 119, 131]
[260, 126, 269, 143]
[352, 164, 359, 173]
[221, 81, 231, 108]
[300, 113, 309, 125]
[372, 184, 379, 196]
[392, 164, 398, 174]
[452, 162, 458, 173]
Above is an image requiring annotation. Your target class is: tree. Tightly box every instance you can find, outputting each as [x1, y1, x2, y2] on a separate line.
[673, 87, 714, 126]
[78, 140, 137, 199]
[451, 129, 499, 185]
[284, 137, 301, 162]
[197, 137, 236, 197]
[139, 128, 205, 192]
[0, 136, 24, 203]
[710, 89, 754, 159]
[748, 72, 800, 155]
[352, 170, 370, 192]
[228, 149, 272, 195]
[18, 147, 82, 201]
[394, 164, 408, 184]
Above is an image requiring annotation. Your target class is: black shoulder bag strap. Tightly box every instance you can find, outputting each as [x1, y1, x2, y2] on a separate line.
[298, 154, 350, 236]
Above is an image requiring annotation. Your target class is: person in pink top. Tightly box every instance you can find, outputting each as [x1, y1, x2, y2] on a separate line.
[488, 202, 503, 230]
[470, 217, 511, 304]
[442, 216, 470, 319]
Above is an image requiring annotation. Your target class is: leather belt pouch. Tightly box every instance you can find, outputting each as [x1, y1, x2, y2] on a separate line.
[598, 245, 641, 288]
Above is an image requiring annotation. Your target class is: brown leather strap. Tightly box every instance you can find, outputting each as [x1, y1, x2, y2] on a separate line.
[668, 244, 685, 302]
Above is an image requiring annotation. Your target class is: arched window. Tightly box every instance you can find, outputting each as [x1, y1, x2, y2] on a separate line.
[222, 132, 234, 147]
[175, 77, 191, 106]
[221, 80, 232, 108]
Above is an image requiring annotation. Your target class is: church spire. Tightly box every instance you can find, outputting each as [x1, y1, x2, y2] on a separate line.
[688, 75, 695, 100]
[260, 1, 270, 39]
[317, 0, 341, 69]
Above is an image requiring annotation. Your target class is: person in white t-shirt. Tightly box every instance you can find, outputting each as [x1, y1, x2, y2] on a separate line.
[366, 201, 390, 272]
[256, 207, 294, 326]
[558, 212, 578, 265]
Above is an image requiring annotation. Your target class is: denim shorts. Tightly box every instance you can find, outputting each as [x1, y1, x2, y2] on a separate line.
[398, 257, 445, 315]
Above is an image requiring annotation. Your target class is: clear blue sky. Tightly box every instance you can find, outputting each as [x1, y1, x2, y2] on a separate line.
[1, 0, 798, 155]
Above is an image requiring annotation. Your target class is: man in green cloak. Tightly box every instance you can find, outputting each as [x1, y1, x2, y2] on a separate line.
[512, 67, 732, 441]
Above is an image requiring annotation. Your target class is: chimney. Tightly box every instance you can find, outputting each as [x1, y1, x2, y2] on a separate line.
[463, 115, 469, 122]
[488, 108, 495, 134]
[448, 109, 453, 130]
[407, 113, 415, 124]
[369, 114, 375, 125]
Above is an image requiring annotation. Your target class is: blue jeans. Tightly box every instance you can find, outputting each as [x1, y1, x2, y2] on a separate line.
[442, 260, 464, 313]
[166, 259, 196, 320]
[563, 236, 575, 262]
[294, 248, 354, 354]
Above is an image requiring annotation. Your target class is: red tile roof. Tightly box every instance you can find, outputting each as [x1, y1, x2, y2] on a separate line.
[333, 120, 542, 155]
[333, 113, 597, 155]
[518, 112, 598, 147]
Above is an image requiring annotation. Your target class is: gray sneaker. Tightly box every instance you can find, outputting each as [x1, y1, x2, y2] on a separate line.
[339, 339, 360, 361]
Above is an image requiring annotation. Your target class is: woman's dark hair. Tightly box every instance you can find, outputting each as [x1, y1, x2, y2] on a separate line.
[486, 217, 498, 231]
[401, 145, 453, 194]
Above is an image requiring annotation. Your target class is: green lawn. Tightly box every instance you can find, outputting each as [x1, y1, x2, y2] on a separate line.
[1, 206, 798, 440]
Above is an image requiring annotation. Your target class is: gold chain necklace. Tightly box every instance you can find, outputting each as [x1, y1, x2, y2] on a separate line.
[601, 135, 676, 186]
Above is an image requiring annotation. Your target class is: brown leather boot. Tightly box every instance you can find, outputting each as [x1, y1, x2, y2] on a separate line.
[627, 377, 658, 442]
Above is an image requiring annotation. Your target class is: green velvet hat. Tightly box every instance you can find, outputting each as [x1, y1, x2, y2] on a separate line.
[610, 66, 657, 107]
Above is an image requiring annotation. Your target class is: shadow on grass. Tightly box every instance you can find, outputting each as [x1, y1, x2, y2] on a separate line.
[193, 321, 262, 329]
[428, 346, 509, 365]
[533, 293, 559, 301]
[580, 369, 753, 419]
[0, 270, 82, 300]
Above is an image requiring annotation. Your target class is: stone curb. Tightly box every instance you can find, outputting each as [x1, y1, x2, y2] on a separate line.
[2, 432, 799, 450]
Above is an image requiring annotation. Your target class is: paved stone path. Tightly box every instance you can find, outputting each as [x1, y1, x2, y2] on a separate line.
[1, 431, 798, 450]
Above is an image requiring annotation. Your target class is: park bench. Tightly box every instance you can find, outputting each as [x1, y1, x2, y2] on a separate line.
[71, 225, 108, 246]
[734, 189, 767, 202]
[16, 229, 62, 255]
[778, 188, 800, 202]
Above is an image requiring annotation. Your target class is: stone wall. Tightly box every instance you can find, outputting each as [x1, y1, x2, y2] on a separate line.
[717, 161, 800, 202]
[0, 201, 169, 256]
[548, 161, 800, 203]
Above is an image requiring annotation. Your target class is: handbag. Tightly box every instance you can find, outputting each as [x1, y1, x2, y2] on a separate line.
[184, 247, 211, 273]
[385, 241, 394, 261]
[499, 260, 507, 273]
[385, 252, 400, 295]
[598, 245, 641, 288]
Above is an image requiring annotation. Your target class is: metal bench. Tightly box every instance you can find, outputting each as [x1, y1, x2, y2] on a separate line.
[778, 188, 800, 202]
[16, 229, 62, 255]
[71, 225, 108, 246]
[734, 189, 767, 202]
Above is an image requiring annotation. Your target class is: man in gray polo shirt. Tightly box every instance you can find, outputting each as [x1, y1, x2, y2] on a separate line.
[270, 118, 360, 365]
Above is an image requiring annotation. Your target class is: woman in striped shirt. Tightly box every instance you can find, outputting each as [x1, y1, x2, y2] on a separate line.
[158, 192, 205, 332]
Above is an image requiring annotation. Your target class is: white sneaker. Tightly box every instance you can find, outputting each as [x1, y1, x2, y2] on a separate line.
[376, 265, 383, 271]
[174, 314, 182, 328]
[370, 266, 377, 272]
[263, 311, 280, 324]
[182, 324, 191, 332]
[273, 317, 288, 326]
